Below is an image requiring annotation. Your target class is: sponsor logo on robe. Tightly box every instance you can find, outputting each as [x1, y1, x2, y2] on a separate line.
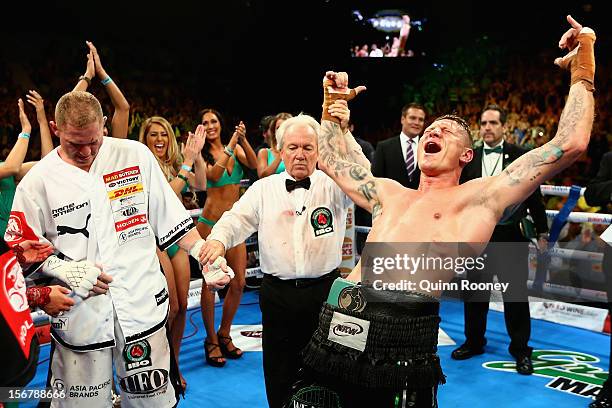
[108, 183, 144, 201]
[103, 166, 141, 184]
[483, 350, 607, 400]
[51, 317, 69, 331]
[107, 175, 140, 189]
[123, 340, 152, 371]
[117, 226, 150, 245]
[52, 201, 89, 218]
[155, 288, 168, 306]
[115, 215, 148, 232]
[119, 369, 169, 394]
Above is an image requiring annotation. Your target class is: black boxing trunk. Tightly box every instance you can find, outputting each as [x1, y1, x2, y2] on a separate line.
[300, 278, 444, 390]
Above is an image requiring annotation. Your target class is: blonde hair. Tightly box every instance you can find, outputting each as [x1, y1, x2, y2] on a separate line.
[138, 116, 182, 180]
[55, 91, 104, 128]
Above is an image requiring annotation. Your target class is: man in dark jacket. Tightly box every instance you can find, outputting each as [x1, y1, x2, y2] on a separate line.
[451, 104, 549, 375]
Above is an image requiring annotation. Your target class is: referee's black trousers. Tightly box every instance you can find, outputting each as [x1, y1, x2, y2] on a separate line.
[259, 270, 339, 408]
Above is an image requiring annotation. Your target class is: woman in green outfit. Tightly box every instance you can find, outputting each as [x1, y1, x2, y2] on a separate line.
[196, 108, 257, 367]
[256, 112, 292, 178]
[139, 116, 207, 389]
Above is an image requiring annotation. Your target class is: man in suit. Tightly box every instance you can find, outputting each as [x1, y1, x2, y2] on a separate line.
[372, 103, 426, 189]
[584, 151, 612, 408]
[451, 104, 549, 375]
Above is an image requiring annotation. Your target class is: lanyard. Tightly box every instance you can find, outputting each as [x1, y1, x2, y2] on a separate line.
[482, 153, 502, 177]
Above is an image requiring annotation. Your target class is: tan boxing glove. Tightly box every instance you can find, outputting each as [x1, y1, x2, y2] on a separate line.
[322, 77, 359, 123]
[555, 27, 596, 92]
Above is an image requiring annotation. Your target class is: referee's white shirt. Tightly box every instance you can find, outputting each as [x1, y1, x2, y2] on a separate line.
[208, 170, 352, 279]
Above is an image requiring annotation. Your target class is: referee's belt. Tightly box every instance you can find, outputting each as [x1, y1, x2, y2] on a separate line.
[263, 269, 340, 288]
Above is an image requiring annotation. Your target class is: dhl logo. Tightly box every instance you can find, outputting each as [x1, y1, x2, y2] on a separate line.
[108, 183, 144, 201]
[103, 166, 141, 184]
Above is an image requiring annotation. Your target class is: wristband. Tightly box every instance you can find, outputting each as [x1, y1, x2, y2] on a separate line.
[18, 132, 30, 140]
[223, 145, 234, 156]
[181, 164, 192, 172]
[79, 75, 92, 86]
[26, 286, 51, 308]
[177, 173, 189, 185]
[101, 76, 113, 86]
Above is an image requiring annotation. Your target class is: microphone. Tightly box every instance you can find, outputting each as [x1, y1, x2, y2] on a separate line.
[296, 206, 306, 215]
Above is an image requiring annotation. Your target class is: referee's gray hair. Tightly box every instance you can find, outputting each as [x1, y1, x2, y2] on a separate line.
[276, 114, 321, 150]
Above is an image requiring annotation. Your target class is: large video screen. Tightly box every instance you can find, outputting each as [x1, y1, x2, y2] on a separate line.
[350, 8, 427, 58]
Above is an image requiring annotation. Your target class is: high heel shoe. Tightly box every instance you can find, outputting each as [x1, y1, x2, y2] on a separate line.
[204, 340, 226, 367]
[217, 332, 243, 359]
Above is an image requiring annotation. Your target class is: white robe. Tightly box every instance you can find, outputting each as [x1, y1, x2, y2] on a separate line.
[5, 137, 194, 351]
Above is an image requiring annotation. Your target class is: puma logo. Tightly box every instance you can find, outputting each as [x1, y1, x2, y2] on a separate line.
[57, 214, 91, 238]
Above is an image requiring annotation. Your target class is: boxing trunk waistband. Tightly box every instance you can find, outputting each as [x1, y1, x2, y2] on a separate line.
[301, 279, 444, 390]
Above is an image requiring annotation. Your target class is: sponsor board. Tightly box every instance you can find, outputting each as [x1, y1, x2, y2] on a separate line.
[483, 350, 608, 400]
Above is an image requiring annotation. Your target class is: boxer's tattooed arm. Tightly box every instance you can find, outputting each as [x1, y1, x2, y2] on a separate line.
[318, 121, 382, 214]
[485, 83, 593, 213]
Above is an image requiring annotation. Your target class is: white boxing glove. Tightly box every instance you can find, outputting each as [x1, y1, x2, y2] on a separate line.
[202, 256, 235, 287]
[41, 255, 102, 299]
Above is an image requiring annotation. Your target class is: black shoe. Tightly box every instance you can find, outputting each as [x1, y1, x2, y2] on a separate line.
[590, 388, 612, 408]
[515, 355, 533, 375]
[451, 344, 485, 360]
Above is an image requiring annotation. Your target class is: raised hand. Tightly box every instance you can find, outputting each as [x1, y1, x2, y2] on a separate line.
[17, 98, 32, 135]
[327, 99, 351, 133]
[25, 90, 45, 117]
[192, 124, 207, 152]
[554, 15, 596, 91]
[322, 71, 366, 123]
[234, 121, 247, 145]
[85, 48, 95, 80]
[86, 40, 107, 79]
[182, 132, 201, 163]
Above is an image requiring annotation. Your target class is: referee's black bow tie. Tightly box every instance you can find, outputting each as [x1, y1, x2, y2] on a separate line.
[286, 177, 311, 192]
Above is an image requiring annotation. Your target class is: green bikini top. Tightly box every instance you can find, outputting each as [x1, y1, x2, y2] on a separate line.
[207, 151, 244, 188]
[267, 148, 286, 174]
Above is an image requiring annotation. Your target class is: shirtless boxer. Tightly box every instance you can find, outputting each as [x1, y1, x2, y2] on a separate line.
[292, 15, 596, 408]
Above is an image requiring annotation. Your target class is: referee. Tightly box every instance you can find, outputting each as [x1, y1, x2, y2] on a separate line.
[199, 114, 354, 407]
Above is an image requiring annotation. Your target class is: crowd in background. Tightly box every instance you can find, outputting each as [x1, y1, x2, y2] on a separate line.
[1, 44, 610, 237]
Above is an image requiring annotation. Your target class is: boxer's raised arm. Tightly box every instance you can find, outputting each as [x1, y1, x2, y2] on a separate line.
[318, 120, 382, 219]
[486, 17, 595, 218]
